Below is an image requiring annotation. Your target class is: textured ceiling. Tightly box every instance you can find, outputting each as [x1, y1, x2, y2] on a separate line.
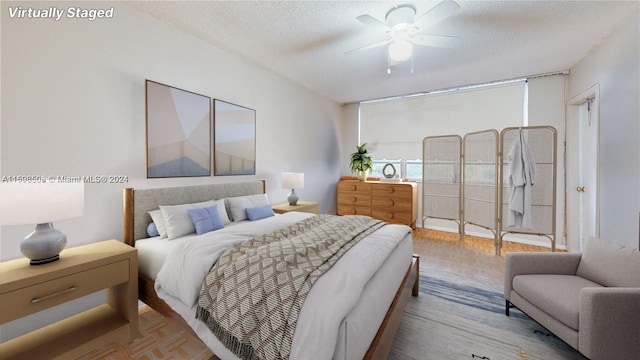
[124, 1, 639, 104]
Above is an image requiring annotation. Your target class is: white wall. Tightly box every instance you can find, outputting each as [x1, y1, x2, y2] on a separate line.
[339, 103, 360, 176]
[0, 1, 341, 340]
[567, 13, 640, 249]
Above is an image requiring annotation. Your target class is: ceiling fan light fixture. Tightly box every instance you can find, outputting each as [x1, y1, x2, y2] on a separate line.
[385, 4, 416, 27]
[388, 39, 413, 62]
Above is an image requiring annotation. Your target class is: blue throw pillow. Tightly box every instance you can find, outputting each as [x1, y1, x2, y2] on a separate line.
[147, 222, 160, 237]
[245, 205, 275, 221]
[188, 205, 224, 235]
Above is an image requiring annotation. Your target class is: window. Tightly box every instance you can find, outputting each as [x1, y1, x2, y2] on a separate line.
[371, 159, 401, 178]
[359, 80, 526, 183]
[371, 158, 422, 181]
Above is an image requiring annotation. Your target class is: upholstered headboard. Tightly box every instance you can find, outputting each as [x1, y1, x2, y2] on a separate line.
[123, 180, 266, 245]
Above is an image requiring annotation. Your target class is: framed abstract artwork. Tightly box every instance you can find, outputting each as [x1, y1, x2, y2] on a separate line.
[145, 80, 211, 178]
[213, 99, 256, 176]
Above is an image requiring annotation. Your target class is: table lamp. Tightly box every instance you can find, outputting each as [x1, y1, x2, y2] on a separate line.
[281, 172, 304, 206]
[0, 181, 84, 265]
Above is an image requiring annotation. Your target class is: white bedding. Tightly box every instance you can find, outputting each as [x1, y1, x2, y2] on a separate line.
[135, 221, 245, 280]
[152, 212, 412, 359]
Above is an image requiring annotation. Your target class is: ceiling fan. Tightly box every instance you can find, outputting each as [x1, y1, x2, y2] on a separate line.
[346, 0, 461, 73]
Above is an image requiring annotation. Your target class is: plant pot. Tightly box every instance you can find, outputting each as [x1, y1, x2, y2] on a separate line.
[357, 170, 368, 182]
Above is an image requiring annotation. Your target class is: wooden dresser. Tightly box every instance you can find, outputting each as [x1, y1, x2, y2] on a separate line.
[337, 180, 418, 228]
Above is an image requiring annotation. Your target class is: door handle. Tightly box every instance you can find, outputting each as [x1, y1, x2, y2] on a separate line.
[576, 186, 586, 192]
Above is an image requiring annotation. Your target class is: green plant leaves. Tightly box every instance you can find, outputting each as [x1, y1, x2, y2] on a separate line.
[350, 143, 373, 173]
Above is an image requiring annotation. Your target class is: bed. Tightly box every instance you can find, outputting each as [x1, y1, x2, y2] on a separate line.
[123, 180, 418, 360]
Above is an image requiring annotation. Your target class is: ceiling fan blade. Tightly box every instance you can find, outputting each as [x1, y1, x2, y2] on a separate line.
[413, 0, 461, 31]
[410, 34, 460, 48]
[356, 14, 391, 32]
[345, 39, 392, 55]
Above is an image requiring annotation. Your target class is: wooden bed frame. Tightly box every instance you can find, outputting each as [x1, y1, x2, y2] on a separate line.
[123, 180, 419, 360]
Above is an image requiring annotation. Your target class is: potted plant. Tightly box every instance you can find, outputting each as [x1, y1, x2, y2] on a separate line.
[350, 143, 373, 181]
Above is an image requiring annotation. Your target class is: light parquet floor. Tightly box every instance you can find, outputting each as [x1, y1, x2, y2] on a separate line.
[75, 230, 556, 359]
[75, 305, 215, 360]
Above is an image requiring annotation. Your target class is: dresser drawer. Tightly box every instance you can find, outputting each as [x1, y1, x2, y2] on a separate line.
[371, 183, 413, 196]
[371, 196, 414, 211]
[0, 260, 129, 323]
[338, 181, 371, 195]
[337, 204, 372, 216]
[372, 209, 414, 225]
[337, 193, 371, 207]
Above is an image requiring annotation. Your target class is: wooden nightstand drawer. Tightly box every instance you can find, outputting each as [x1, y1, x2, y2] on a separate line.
[0, 240, 137, 360]
[0, 260, 129, 324]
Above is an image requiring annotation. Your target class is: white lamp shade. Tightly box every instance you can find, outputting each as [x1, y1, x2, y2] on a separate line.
[0, 182, 84, 225]
[282, 172, 304, 189]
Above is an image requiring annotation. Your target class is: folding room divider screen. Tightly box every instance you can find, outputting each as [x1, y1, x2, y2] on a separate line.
[422, 126, 557, 255]
[422, 135, 463, 238]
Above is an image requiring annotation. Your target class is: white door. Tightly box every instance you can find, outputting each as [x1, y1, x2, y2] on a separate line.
[577, 98, 599, 251]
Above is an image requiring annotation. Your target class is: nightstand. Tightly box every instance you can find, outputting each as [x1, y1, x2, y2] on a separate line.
[272, 201, 320, 214]
[0, 240, 137, 360]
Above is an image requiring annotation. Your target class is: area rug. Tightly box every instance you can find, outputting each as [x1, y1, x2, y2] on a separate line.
[389, 268, 588, 360]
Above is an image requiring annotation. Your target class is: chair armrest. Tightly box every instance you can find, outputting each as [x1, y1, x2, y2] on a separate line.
[579, 287, 640, 360]
[504, 252, 582, 299]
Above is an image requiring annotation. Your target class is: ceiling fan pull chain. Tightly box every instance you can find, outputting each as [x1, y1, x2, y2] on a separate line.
[387, 53, 391, 74]
[411, 52, 414, 74]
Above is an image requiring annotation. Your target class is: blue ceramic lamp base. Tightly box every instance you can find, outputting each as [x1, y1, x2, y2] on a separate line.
[21, 222, 67, 265]
[287, 189, 299, 206]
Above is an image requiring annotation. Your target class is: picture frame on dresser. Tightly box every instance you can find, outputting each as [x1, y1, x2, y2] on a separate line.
[145, 80, 212, 178]
[213, 99, 256, 176]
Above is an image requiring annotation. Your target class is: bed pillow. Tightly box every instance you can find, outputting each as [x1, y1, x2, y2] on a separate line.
[226, 193, 271, 222]
[246, 205, 275, 221]
[146, 222, 160, 237]
[148, 209, 167, 239]
[189, 205, 224, 235]
[214, 199, 232, 225]
[160, 199, 218, 240]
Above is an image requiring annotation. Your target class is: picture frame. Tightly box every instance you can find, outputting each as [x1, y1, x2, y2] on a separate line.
[213, 99, 256, 176]
[145, 80, 211, 178]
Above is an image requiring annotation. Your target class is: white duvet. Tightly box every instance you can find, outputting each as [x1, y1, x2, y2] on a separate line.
[154, 212, 411, 359]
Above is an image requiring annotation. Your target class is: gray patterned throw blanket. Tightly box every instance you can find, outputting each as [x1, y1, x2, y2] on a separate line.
[196, 214, 386, 360]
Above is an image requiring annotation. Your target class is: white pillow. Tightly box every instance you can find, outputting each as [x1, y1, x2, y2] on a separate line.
[214, 199, 231, 225]
[148, 209, 168, 239]
[226, 194, 271, 222]
[160, 199, 219, 240]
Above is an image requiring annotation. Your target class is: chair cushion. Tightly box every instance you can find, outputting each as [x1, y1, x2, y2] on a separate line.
[512, 274, 602, 330]
[576, 237, 640, 287]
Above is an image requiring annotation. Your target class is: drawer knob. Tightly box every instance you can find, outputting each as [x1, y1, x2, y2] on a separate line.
[352, 196, 357, 203]
[387, 187, 395, 193]
[351, 185, 357, 191]
[387, 213, 395, 219]
[387, 200, 395, 206]
[32, 286, 77, 304]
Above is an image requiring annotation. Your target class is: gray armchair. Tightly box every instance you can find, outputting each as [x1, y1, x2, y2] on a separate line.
[504, 237, 640, 360]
